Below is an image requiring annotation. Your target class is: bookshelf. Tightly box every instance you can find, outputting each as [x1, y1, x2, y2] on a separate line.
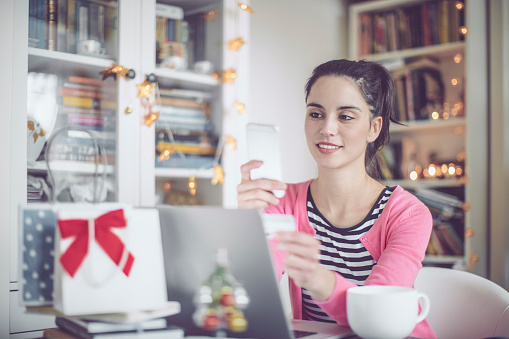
[2, 0, 249, 337]
[349, 0, 488, 276]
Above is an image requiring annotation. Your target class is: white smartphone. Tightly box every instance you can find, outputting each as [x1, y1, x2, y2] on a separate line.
[246, 123, 285, 198]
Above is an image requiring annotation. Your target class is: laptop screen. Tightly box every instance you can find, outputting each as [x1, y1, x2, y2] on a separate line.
[157, 206, 295, 338]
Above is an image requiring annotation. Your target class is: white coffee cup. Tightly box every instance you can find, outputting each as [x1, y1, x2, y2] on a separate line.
[347, 285, 430, 339]
[77, 40, 105, 56]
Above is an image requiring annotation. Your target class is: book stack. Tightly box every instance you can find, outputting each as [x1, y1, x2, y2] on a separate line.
[391, 58, 445, 122]
[43, 316, 184, 339]
[409, 187, 465, 257]
[50, 75, 117, 164]
[28, 0, 118, 56]
[357, 0, 465, 56]
[155, 88, 217, 170]
[155, 3, 189, 65]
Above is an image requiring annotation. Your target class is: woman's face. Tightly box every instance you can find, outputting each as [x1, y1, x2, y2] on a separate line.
[304, 75, 382, 171]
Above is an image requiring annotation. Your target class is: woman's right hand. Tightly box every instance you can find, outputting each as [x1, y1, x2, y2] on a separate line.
[237, 160, 287, 210]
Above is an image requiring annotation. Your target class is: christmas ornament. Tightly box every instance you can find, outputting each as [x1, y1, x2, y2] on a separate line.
[228, 37, 246, 51]
[193, 247, 249, 336]
[211, 164, 225, 185]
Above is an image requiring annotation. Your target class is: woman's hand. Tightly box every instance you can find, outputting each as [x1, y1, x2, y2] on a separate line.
[275, 231, 336, 302]
[237, 160, 287, 210]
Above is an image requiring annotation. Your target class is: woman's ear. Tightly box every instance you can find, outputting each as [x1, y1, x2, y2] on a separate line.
[367, 116, 383, 143]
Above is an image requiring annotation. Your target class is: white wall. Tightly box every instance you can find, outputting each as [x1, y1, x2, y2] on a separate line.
[248, 0, 348, 183]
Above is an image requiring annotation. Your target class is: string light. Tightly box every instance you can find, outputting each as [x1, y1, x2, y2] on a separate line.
[233, 101, 246, 114]
[188, 176, 197, 196]
[454, 53, 463, 63]
[455, 1, 464, 10]
[451, 78, 458, 86]
[228, 37, 246, 51]
[459, 26, 468, 35]
[238, 3, 253, 13]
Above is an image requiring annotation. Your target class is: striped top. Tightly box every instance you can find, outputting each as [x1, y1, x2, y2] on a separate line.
[302, 186, 395, 323]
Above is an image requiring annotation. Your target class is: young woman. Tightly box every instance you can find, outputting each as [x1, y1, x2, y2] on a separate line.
[237, 59, 436, 338]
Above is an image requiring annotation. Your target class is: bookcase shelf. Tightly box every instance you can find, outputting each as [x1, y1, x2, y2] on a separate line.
[28, 47, 115, 68]
[27, 160, 115, 174]
[349, 0, 488, 276]
[153, 67, 219, 88]
[390, 116, 466, 133]
[360, 41, 465, 62]
[154, 167, 213, 179]
[383, 178, 465, 189]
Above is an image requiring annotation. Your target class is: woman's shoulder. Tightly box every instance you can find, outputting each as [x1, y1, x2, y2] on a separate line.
[387, 185, 430, 214]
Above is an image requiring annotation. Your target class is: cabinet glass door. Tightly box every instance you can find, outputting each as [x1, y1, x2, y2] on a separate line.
[27, 0, 120, 204]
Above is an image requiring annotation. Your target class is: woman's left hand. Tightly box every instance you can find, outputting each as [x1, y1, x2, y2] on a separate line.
[275, 231, 336, 302]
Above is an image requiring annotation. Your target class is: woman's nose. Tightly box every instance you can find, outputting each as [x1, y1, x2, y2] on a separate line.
[320, 117, 337, 136]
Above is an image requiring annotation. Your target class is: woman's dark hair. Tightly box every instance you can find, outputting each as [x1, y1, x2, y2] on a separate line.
[304, 59, 399, 179]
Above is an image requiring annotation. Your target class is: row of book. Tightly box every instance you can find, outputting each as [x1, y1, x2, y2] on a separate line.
[40, 75, 117, 165]
[29, 0, 117, 56]
[155, 3, 206, 68]
[43, 316, 183, 339]
[154, 88, 218, 170]
[357, 0, 465, 56]
[409, 187, 464, 257]
[392, 58, 447, 122]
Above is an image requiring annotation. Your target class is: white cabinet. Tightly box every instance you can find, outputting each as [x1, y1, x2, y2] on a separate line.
[1, 0, 249, 336]
[348, 0, 488, 276]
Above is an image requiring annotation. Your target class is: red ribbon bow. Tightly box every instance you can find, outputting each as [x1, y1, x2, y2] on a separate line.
[57, 209, 135, 278]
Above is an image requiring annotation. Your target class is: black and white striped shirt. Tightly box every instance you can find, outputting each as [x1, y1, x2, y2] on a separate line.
[302, 186, 395, 323]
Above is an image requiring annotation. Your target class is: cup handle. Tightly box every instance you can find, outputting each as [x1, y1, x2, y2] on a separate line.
[416, 292, 430, 323]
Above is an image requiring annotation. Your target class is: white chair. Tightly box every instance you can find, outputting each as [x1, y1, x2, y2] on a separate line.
[415, 266, 509, 339]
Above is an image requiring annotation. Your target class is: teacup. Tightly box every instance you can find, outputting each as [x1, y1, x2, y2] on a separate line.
[77, 40, 105, 56]
[347, 285, 430, 339]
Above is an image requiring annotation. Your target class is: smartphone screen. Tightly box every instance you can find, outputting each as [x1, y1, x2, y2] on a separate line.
[246, 123, 285, 198]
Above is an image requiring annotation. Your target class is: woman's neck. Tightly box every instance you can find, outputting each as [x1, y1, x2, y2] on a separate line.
[310, 166, 385, 228]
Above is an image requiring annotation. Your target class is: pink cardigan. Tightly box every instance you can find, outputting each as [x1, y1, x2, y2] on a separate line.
[266, 180, 436, 339]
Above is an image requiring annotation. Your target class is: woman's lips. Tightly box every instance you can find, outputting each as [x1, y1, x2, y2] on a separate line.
[316, 142, 340, 154]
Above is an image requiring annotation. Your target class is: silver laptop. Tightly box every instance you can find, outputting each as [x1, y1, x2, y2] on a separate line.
[157, 206, 353, 339]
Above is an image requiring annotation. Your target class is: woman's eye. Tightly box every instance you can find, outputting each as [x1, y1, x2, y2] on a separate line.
[309, 112, 322, 118]
[339, 114, 354, 121]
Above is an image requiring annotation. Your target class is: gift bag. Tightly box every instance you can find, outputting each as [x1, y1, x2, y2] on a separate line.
[53, 204, 168, 316]
[20, 128, 168, 315]
[19, 127, 112, 307]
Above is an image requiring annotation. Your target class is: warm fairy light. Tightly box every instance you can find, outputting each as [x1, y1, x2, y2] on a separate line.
[423, 168, 430, 178]
[470, 254, 479, 264]
[431, 111, 439, 119]
[443, 112, 450, 119]
[441, 164, 448, 174]
[144, 111, 160, 127]
[164, 182, 171, 191]
[428, 164, 436, 176]
[456, 1, 464, 10]
[460, 26, 468, 35]
[225, 135, 237, 150]
[211, 164, 225, 185]
[457, 151, 466, 162]
[238, 3, 254, 13]
[435, 166, 443, 177]
[456, 166, 463, 175]
[233, 101, 246, 114]
[451, 78, 458, 86]
[188, 176, 197, 196]
[409, 171, 418, 181]
[465, 228, 475, 237]
[228, 37, 246, 51]
[454, 53, 463, 63]
[449, 164, 456, 175]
